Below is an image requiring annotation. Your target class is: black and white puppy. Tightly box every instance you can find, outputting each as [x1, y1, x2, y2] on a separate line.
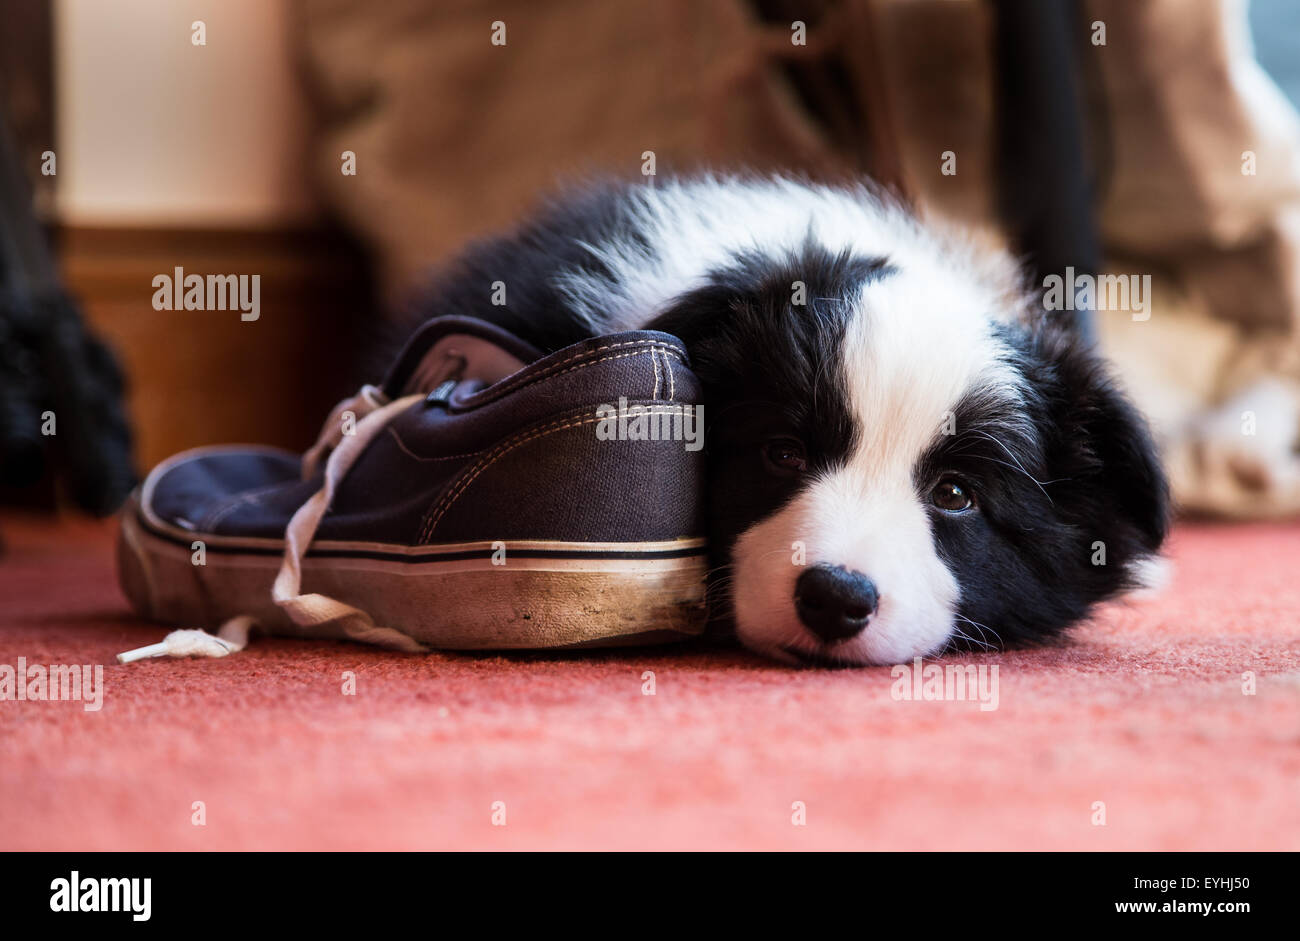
[401, 174, 1169, 666]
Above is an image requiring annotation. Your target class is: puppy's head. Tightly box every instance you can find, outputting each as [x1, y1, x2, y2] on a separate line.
[652, 243, 1168, 666]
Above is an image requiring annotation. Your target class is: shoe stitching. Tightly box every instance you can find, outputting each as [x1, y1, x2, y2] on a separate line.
[199, 479, 303, 531]
[384, 345, 686, 463]
[420, 405, 689, 541]
[452, 341, 685, 409]
[455, 347, 682, 408]
[419, 405, 690, 541]
[419, 407, 599, 540]
[385, 426, 483, 464]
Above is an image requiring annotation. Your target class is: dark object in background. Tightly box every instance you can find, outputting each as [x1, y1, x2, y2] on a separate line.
[992, 0, 1101, 345]
[0, 107, 134, 516]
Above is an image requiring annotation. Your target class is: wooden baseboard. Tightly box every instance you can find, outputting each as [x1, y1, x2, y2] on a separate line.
[58, 224, 375, 473]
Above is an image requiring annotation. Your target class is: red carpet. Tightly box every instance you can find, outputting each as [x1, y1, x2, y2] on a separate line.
[2, 512, 1298, 850]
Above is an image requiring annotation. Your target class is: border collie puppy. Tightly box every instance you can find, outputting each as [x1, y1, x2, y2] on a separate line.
[401, 174, 1169, 666]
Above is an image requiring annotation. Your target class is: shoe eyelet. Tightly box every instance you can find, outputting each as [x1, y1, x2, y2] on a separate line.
[425, 379, 458, 406]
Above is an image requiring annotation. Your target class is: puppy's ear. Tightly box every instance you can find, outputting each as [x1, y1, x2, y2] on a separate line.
[1028, 320, 1170, 591]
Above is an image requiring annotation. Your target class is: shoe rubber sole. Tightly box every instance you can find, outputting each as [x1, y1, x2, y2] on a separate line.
[118, 492, 709, 650]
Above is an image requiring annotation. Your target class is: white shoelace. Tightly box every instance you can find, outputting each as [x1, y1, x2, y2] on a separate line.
[117, 385, 426, 664]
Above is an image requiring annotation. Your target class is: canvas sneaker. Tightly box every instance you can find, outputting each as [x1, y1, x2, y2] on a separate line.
[116, 315, 708, 661]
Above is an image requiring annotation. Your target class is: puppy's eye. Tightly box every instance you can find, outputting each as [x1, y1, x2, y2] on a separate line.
[763, 438, 808, 474]
[930, 478, 974, 512]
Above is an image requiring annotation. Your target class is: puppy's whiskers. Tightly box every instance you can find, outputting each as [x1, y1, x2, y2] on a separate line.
[954, 614, 1001, 650]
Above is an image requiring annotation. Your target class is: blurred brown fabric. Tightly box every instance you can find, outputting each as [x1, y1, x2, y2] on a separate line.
[870, 0, 1300, 516]
[298, 0, 1300, 518]
[297, 0, 857, 294]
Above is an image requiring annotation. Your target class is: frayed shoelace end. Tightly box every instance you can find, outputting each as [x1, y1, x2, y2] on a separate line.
[118, 387, 420, 667]
[116, 619, 253, 664]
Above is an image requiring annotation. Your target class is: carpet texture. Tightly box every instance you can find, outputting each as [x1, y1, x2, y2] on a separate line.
[2, 512, 1298, 850]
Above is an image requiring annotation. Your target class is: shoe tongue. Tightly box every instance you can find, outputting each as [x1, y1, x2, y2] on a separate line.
[382, 316, 543, 397]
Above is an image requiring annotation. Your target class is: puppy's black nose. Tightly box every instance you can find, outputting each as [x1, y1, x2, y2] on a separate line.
[794, 565, 879, 643]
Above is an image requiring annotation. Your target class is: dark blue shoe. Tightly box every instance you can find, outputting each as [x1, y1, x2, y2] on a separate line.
[117, 316, 707, 660]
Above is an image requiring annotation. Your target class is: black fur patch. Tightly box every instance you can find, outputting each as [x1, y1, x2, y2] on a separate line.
[918, 318, 1169, 648]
